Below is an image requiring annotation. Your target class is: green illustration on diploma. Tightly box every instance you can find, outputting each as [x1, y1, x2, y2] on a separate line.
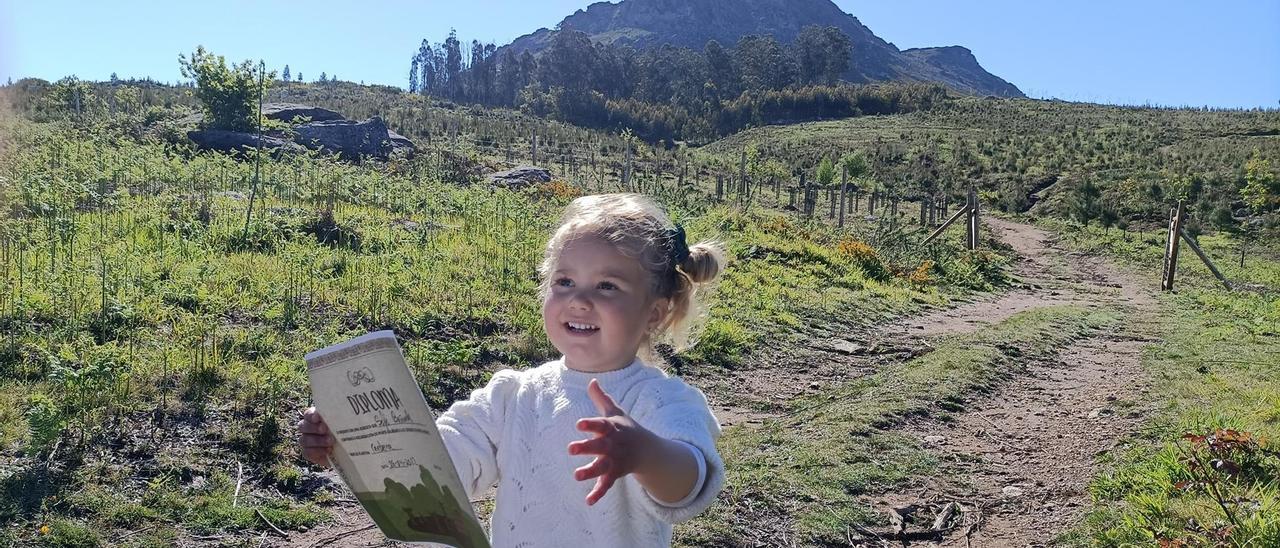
[354, 465, 489, 548]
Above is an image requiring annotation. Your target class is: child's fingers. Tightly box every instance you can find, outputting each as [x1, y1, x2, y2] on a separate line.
[300, 432, 334, 449]
[568, 436, 610, 456]
[573, 456, 611, 481]
[297, 418, 329, 435]
[303, 406, 323, 423]
[586, 473, 617, 506]
[575, 417, 615, 435]
[299, 430, 333, 465]
[587, 379, 623, 416]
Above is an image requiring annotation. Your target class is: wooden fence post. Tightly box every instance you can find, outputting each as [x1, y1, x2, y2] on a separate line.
[530, 130, 537, 165]
[1161, 201, 1186, 291]
[966, 188, 980, 250]
[623, 140, 632, 191]
[800, 172, 810, 216]
[838, 169, 848, 228]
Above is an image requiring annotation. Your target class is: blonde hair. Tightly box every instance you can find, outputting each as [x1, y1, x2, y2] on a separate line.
[538, 193, 725, 361]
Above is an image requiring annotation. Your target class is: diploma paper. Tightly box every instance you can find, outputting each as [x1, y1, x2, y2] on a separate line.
[305, 331, 489, 548]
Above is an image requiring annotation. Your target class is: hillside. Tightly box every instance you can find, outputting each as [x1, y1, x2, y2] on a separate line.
[702, 97, 1280, 231]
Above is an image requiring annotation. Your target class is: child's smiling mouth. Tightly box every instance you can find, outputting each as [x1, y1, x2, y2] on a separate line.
[565, 321, 600, 335]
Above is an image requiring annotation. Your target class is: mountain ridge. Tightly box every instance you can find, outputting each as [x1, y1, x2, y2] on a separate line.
[504, 0, 1023, 97]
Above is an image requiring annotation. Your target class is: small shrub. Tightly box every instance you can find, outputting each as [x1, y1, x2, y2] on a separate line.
[836, 237, 888, 281]
[760, 215, 794, 236]
[250, 415, 283, 462]
[24, 393, 64, 455]
[907, 260, 935, 289]
[218, 218, 290, 253]
[1154, 429, 1280, 546]
[304, 210, 362, 250]
[270, 462, 303, 492]
[940, 250, 1009, 291]
[527, 180, 583, 202]
[88, 298, 141, 343]
[41, 517, 102, 548]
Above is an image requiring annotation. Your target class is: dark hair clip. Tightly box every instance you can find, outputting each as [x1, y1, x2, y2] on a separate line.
[669, 224, 690, 265]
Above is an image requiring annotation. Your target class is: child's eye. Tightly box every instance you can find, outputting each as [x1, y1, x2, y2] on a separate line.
[554, 278, 573, 287]
[597, 281, 618, 291]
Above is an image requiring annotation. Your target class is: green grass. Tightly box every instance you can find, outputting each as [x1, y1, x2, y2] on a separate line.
[676, 305, 1116, 546]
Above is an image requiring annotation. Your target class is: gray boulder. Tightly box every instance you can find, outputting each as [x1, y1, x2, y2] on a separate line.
[487, 166, 553, 188]
[294, 116, 414, 161]
[387, 129, 415, 156]
[261, 103, 344, 123]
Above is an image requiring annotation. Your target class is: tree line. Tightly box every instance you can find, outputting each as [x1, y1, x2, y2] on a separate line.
[407, 26, 946, 144]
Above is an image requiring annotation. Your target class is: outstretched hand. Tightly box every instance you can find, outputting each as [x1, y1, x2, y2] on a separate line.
[567, 378, 658, 506]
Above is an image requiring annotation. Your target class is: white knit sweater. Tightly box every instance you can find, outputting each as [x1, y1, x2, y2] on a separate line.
[436, 357, 724, 547]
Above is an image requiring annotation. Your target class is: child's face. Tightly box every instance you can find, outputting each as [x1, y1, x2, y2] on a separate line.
[543, 234, 668, 372]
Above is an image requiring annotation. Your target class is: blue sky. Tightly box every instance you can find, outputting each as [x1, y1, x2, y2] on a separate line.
[1, 0, 1276, 108]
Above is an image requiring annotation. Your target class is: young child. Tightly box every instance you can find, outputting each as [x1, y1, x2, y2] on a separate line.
[298, 193, 726, 546]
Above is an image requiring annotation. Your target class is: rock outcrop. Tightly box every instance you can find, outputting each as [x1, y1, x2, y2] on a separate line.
[294, 116, 413, 161]
[185, 105, 415, 161]
[486, 166, 553, 189]
[261, 103, 344, 123]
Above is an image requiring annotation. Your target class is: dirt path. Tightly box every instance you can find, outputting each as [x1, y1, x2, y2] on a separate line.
[707, 216, 1159, 546]
[879, 217, 1160, 547]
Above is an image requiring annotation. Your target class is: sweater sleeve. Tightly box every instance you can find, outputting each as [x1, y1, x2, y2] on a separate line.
[436, 369, 522, 500]
[627, 378, 725, 524]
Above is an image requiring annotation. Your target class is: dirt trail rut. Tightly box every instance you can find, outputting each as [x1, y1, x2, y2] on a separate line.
[878, 217, 1160, 547]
